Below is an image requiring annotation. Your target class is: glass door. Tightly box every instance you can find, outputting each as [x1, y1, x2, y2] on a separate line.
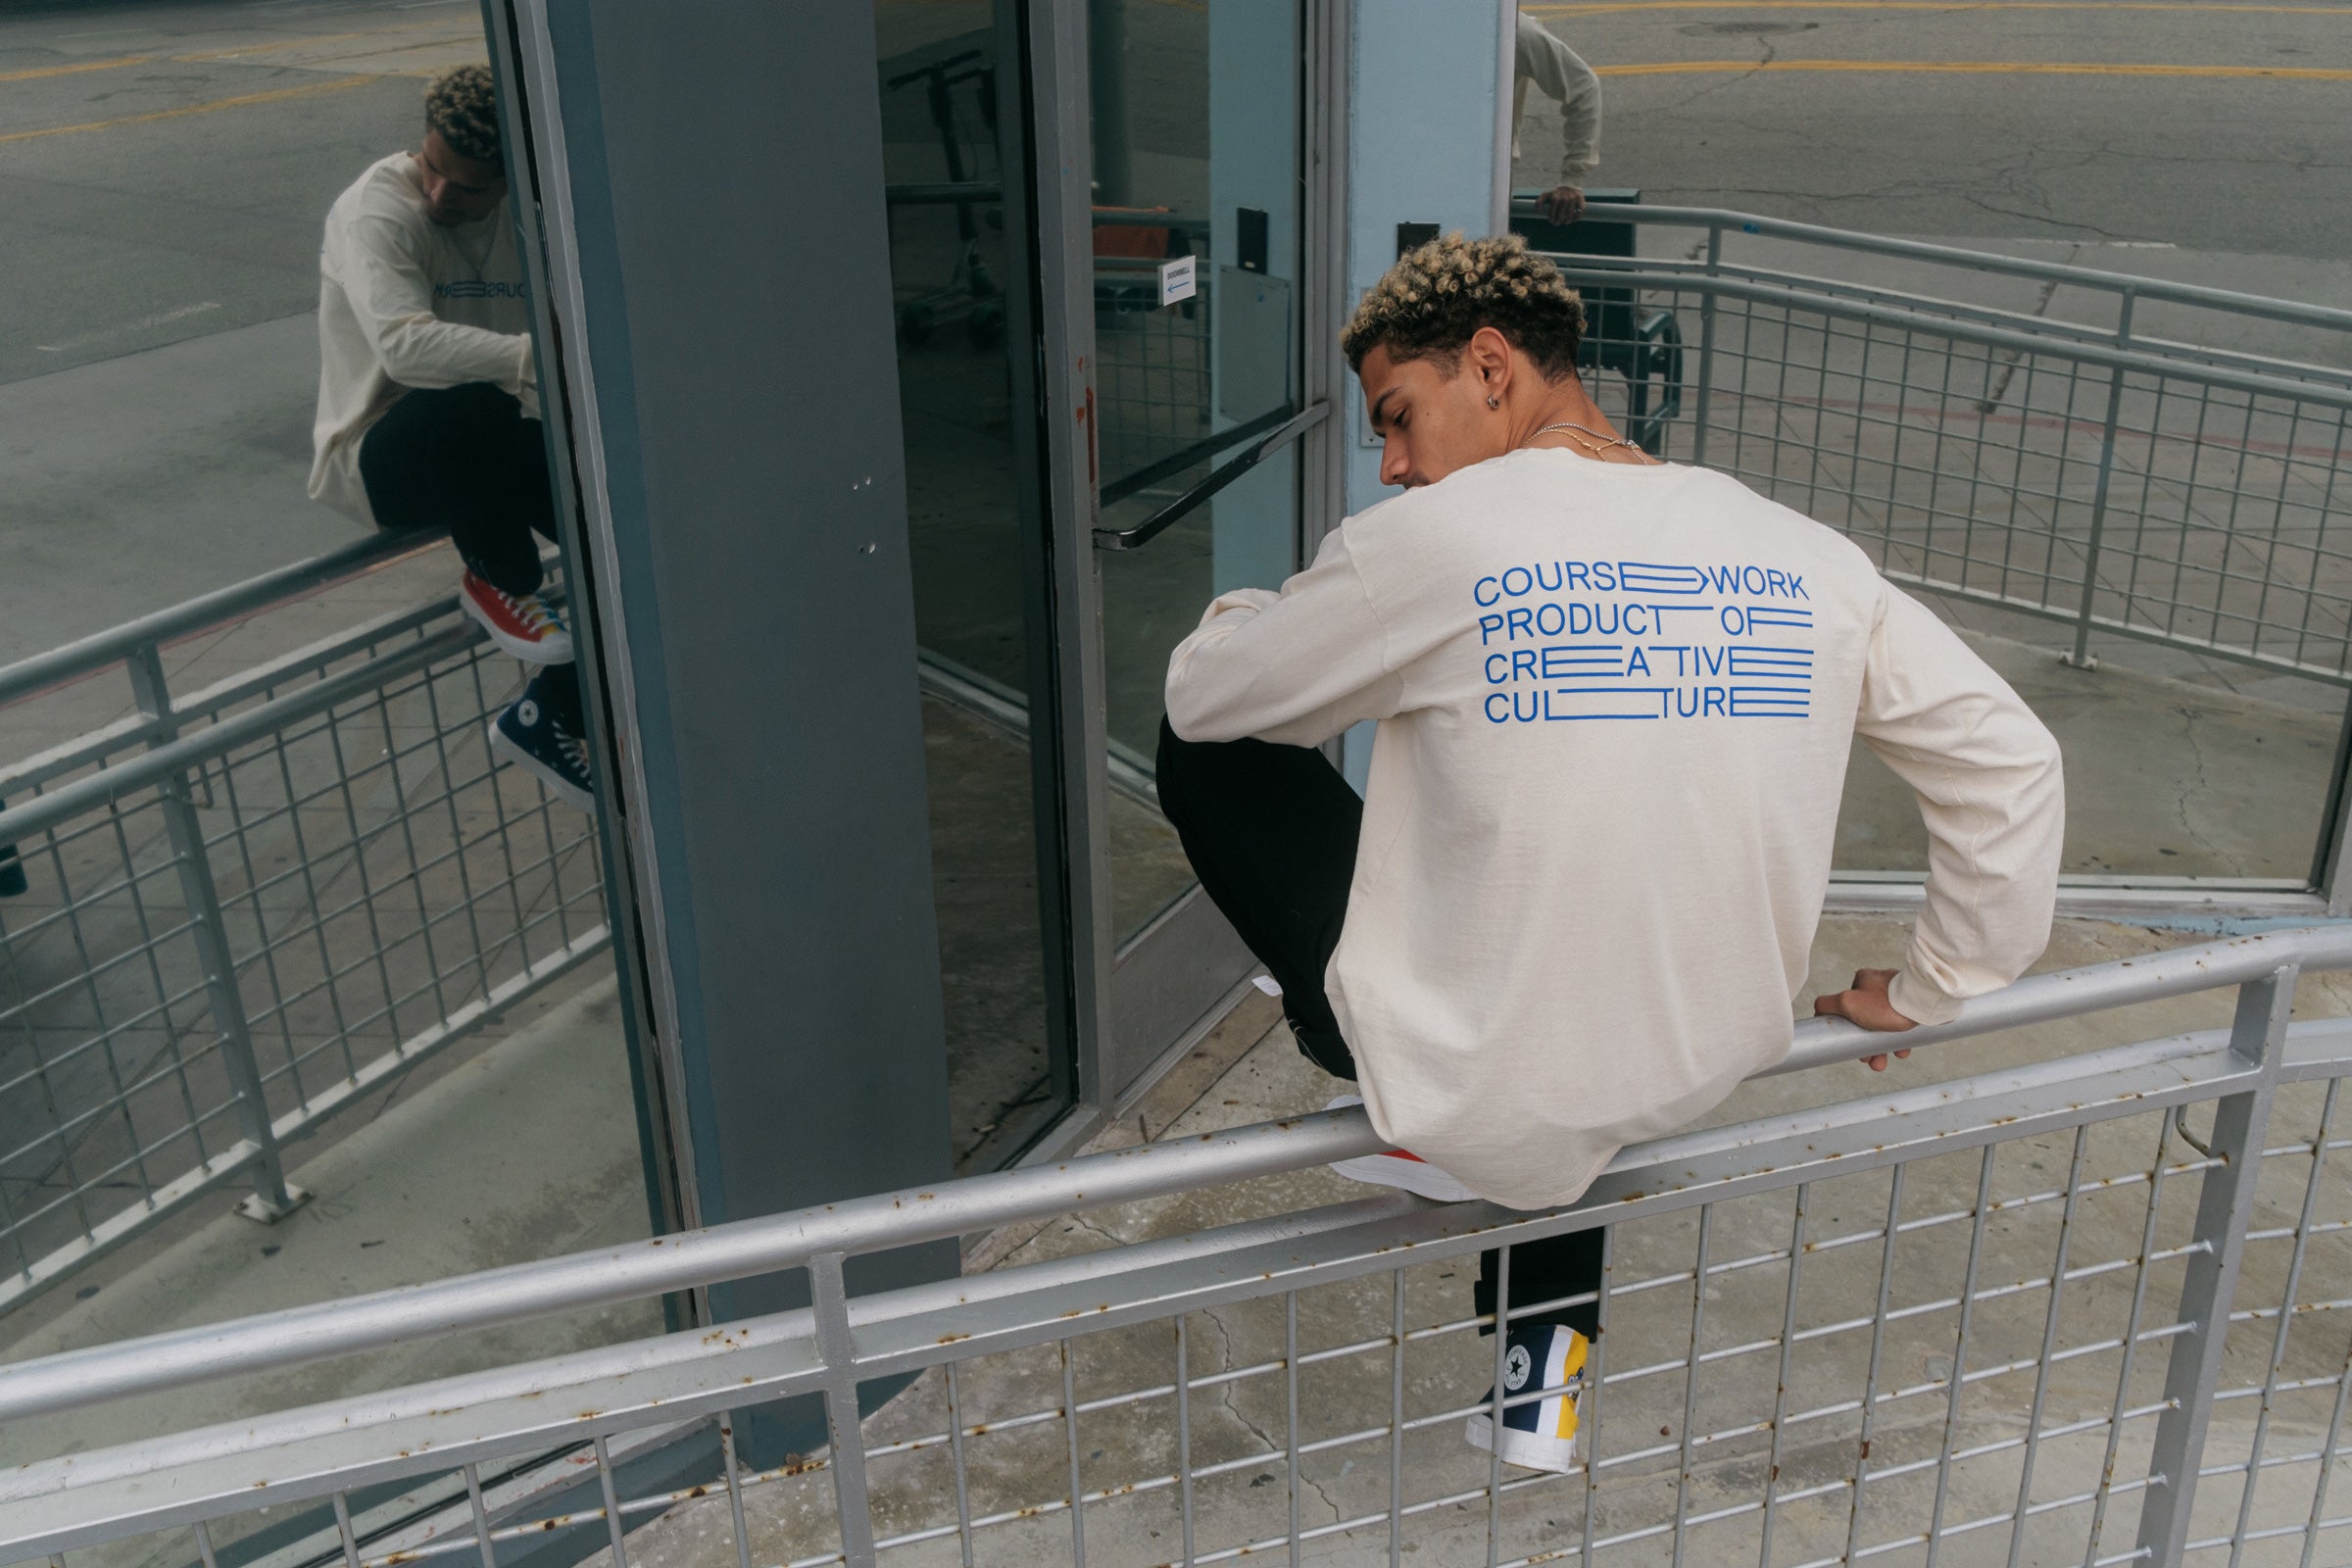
[874, 0, 1077, 1170]
[1077, 0, 1325, 1089]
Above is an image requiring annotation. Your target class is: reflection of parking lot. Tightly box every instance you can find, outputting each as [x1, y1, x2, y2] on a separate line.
[0, 0, 491, 661]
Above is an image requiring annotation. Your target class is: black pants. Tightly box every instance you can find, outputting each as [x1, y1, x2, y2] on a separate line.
[1155, 718, 1601, 1340]
[361, 383, 581, 734]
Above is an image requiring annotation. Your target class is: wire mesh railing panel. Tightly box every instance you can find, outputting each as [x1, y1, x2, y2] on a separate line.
[14, 1100, 2246, 1568]
[1096, 267, 1214, 487]
[11, 938, 2352, 1568]
[2178, 1075, 2352, 1563]
[0, 786, 245, 1283]
[0, 568, 609, 1314]
[185, 644, 603, 1119]
[1549, 233, 2352, 692]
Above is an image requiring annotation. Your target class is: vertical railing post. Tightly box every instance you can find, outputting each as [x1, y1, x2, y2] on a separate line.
[2133, 963, 2294, 1567]
[2065, 285, 2135, 671]
[811, 1250, 879, 1568]
[124, 645, 306, 1222]
[1690, 222, 1722, 469]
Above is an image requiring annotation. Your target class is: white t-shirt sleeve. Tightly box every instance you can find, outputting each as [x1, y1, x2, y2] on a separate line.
[330, 203, 536, 399]
[1854, 582, 2066, 1025]
[1164, 526, 1404, 748]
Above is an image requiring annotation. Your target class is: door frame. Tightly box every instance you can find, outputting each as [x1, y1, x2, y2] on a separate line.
[1016, 0, 1350, 1162]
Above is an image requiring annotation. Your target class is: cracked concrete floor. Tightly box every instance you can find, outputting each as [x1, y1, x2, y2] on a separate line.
[1835, 620, 2341, 880]
[592, 918, 2352, 1568]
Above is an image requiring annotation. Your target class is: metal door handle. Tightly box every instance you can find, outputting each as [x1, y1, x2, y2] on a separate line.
[1093, 403, 1329, 552]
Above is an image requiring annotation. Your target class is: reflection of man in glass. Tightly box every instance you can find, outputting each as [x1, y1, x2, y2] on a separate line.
[1157, 234, 2063, 1475]
[1516, 13, 1602, 224]
[310, 64, 590, 809]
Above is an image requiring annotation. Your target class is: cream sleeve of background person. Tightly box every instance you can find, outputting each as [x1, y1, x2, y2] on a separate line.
[1166, 449, 2065, 1209]
[1514, 15, 1602, 187]
[310, 152, 538, 523]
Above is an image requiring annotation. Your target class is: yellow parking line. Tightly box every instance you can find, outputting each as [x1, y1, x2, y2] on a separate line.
[0, 53, 158, 83]
[1595, 57, 2352, 77]
[175, 29, 477, 63]
[0, 75, 372, 147]
[1533, 1, 2352, 14]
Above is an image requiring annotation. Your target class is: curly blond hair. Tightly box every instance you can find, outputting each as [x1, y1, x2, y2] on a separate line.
[423, 63, 502, 170]
[1341, 232, 1585, 381]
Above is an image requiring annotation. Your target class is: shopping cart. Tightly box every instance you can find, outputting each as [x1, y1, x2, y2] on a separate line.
[881, 35, 1006, 350]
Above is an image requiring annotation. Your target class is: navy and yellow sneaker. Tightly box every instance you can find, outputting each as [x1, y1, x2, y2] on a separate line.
[0, 800, 24, 899]
[1466, 1324, 1589, 1474]
[487, 674, 593, 810]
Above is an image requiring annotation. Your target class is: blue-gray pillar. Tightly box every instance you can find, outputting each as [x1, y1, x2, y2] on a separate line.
[514, 0, 956, 1462]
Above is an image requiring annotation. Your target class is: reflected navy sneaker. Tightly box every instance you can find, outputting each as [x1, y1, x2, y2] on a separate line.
[0, 800, 24, 899]
[487, 675, 593, 810]
[1466, 1324, 1588, 1474]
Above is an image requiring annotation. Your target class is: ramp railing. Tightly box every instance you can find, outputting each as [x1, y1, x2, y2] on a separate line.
[5, 928, 2350, 1568]
[1541, 205, 2352, 691]
[0, 531, 610, 1317]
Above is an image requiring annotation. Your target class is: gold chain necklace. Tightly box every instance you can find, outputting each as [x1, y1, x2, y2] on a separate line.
[1528, 419, 1647, 462]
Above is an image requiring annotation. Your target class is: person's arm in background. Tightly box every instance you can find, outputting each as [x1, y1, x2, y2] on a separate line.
[1516, 16, 1602, 223]
[330, 204, 537, 409]
[1165, 526, 1404, 749]
[1815, 581, 2067, 1063]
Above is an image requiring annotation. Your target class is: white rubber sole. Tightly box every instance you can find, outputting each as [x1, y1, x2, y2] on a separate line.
[487, 718, 593, 811]
[1327, 1149, 1482, 1202]
[1323, 1096, 1481, 1202]
[462, 584, 574, 665]
[1465, 1411, 1579, 1475]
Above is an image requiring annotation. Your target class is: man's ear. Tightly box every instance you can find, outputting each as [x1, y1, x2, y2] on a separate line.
[1467, 325, 1514, 398]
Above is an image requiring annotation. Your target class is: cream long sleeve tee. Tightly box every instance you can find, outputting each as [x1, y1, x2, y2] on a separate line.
[1165, 450, 2064, 1210]
[1514, 17, 1602, 186]
[310, 152, 538, 523]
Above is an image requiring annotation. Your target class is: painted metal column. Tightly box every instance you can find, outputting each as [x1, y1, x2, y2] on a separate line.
[2133, 965, 2293, 1566]
[506, 0, 957, 1465]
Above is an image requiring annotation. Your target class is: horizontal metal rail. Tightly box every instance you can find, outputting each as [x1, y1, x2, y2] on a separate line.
[1527, 200, 2352, 336]
[2, 932, 2346, 1568]
[1547, 264, 2352, 413]
[3, 924, 2342, 1430]
[0, 529, 438, 710]
[0, 623, 481, 849]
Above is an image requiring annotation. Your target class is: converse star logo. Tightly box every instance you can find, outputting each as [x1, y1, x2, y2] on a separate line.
[1504, 1344, 1533, 1392]
[517, 700, 540, 726]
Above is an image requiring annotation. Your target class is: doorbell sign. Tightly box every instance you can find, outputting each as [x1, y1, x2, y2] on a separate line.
[1156, 254, 1198, 308]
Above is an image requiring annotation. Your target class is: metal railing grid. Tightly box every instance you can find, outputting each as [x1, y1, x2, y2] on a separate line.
[5, 931, 2350, 1568]
[1096, 262, 1214, 487]
[1544, 209, 2352, 691]
[0, 537, 609, 1313]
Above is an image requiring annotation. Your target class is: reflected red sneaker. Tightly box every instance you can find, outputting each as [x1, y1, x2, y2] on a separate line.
[1324, 1095, 1481, 1202]
[460, 570, 573, 664]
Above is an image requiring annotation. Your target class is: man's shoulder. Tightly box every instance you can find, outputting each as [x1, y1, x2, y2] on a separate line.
[328, 153, 426, 231]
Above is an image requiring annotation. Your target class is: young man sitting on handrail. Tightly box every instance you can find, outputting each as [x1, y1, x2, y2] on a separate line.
[1158, 232, 2065, 1473]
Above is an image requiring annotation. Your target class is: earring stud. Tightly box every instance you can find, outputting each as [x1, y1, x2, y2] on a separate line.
[1487, 395, 1499, 409]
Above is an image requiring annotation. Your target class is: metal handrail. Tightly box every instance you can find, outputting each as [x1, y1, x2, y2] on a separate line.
[0, 623, 480, 848]
[1094, 404, 1331, 551]
[0, 529, 438, 710]
[3, 923, 2340, 1428]
[1540, 264, 2352, 413]
[1547, 248, 2352, 389]
[1515, 199, 2352, 335]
